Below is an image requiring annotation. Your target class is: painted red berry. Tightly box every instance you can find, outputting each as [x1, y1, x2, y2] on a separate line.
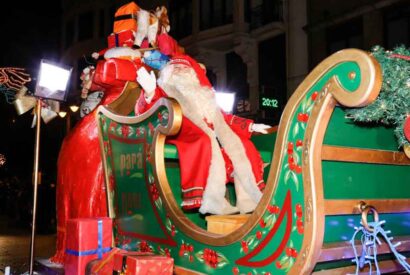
[297, 113, 305, 122]
[276, 261, 282, 269]
[188, 244, 194, 252]
[295, 165, 302, 174]
[259, 219, 266, 228]
[267, 205, 280, 214]
[232, 266, 239, 275]
[296, 139, 303, 147]
[297, 225, 304, 234]
[211, 254, 217, 263]
[311, 91, 318, 101]
[286, 247, 293, 256]
[241, 240, 249, 253]
[288, 155, 294, 164]
[256, 231, 262, 239]
[292, 249, 298, 258]
[189, 255, 194, 262]
[297, 218, 303, 227]
[296, 204, 303, 217]
[303, 113, 309, 122]
[265, 273, 272, 275]
[287, 142, 294, 153]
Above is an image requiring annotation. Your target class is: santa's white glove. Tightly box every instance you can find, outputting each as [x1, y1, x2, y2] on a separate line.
[251, 123, 271, 134]
[137, 67, 157, 104]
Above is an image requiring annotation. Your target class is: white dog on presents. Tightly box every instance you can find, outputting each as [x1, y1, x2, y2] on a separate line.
[137, 59, 270, 215]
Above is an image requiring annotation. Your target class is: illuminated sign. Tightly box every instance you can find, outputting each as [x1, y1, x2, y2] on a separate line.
[260, 97, 279, 109]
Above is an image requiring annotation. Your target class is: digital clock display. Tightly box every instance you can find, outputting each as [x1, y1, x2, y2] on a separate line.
[260, 97, 279, 109]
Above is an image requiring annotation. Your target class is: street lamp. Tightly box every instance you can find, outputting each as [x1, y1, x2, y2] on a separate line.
[29, 60, 72, 275]
[69, 105, 79, 112]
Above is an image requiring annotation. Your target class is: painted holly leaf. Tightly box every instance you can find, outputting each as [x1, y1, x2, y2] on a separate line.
[165, 217, 176, 234]
[265, 214, 277, 230]
[216, 253, 229, 268]
[284, 170, 291, 184]
[158, 246, 171, 257]
[292, 122, 299, 138]
[283, 257, 295, 272]
[155, 197, 163, 210]
[306, 101, 315, 113]
[292, 150, 300, 164]
[195, 250, 204, 263]
[300, 121, 306, 130]
[291, 172, 299, 191]
[245, 234, 257, 248]
[301, 97, 308, 113]
[305, 97, 313, 111]
[165, 218, 172, 231]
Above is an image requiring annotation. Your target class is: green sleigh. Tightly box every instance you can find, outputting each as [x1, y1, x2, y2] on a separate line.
[96, 49, 410, 274]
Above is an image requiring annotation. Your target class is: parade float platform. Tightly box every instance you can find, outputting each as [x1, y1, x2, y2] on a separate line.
[87, 49, 410, 274]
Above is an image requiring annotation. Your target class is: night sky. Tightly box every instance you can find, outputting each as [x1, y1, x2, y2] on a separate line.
[0, 1, 64, 183]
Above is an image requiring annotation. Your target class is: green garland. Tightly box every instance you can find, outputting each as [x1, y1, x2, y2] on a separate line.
[346, 45, 410, 148]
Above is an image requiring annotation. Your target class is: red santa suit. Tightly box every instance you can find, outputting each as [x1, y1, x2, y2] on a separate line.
[136, 55, 265, 214]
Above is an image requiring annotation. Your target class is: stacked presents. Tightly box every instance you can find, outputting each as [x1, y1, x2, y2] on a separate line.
[64, 217, 173, 275]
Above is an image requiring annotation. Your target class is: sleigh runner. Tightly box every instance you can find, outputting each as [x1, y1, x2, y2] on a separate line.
[96, 49, 410, 274]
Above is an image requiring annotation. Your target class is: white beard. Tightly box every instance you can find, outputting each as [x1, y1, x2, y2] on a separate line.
[135, 9, 150, 47]
[158, 64, 262, 215]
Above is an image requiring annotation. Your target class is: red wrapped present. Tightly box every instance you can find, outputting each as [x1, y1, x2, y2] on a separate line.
[113, 251, 153, 274]
[64, 217, 112, 275]
[87, 247, 123, 275]
[107, 30, 135, 48]
[125, 255, 174, 275]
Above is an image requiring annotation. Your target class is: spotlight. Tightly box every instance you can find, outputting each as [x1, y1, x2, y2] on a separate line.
[215, 91, 236, 113]
[35, 60, 72, 102]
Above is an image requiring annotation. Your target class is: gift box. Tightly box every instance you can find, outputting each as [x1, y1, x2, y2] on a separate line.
[86, 247, 123, 275]
[125, 255, 174, 275]
[108, 30, 135, 48]
[65, 217, 112, 275]
[113, 251, 153, 274]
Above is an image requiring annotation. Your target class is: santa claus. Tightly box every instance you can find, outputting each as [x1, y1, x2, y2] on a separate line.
[135, 55, 270, 215]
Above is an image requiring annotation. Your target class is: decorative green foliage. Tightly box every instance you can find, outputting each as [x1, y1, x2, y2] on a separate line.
[346, 45, 410, 147]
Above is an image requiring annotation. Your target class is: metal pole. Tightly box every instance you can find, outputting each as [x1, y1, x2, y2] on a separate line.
[29, 99, 41, 275]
